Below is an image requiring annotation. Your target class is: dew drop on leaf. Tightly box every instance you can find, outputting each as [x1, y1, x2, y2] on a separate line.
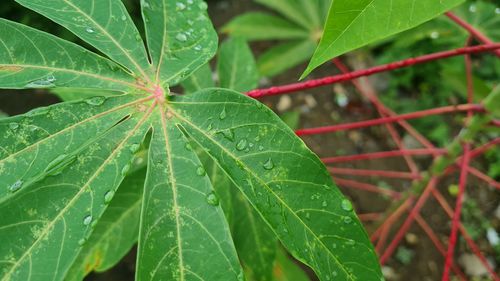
[78, 238, 86, 246]
[263, 158, 274, 170]
[121, 15, 127, 21]
[184, 142, 193, 151]
[85, 27, 95, 33]
[121, 164, 131, 176]
[218, 128, 235, 142]
[83, 215, 93, 226]
[341, 199, 353, 212]
[219, 108, 227, 120]
[343, 216, 352, 224]
[104, 190, 114, 204]
[322, 201, 328, 207]
[236, 139, 248, 151]
[85, 96, 105, 106]
[205, 192, 219, 206]
[8, 180, 23, 193]
[130, 143, 140, 154]
[194, 45, 202, 51]
[198, 2, 208, 10]
[176, 2, 186, 10]
[176, 33, 188, 42]
[196, 165, 206, 176]
[9, 122, 19, 131]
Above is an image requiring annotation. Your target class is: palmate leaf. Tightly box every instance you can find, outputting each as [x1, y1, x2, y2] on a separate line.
[0, 1, 383, 281]
[65, 168, 146, 280]
[302, 0, 465, 78]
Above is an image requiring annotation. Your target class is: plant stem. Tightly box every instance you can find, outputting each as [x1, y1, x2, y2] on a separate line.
[322, 149, 446, 164]
[247, 44, 500, 98]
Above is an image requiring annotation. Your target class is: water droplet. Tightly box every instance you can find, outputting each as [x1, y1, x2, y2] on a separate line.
[258, 145, 264, 151]
[176, 2, 186, 10]
[8, 180, 23, 193]
[85, 27, 95, 33]
[187, 20, 194, 26]
[9, 122, 19, 130]
[430, 31, 439, 39]
[219, 108, 227, 120]
[237, 271, 244, 281]
[322, 201, 328, 207]
[135, 34, 142, 41]
[469, 4, 477, 13]
[341, 199, 353, 212]
[196, 165, 206, 176]
[263, 158, 274, 170]
[236, 139, 248, 151]
[130, 143, 140, 154]
[496, 8, 500, 14]
[121, 164, 131, 176]
[121, 15, 127, 21]
[346, 239, 355, 246]
[184, 143, 193, 151]
[198, 2, 208, 10]
[25, 75, 57, 88]
[83, 215, 93, 226]
[343, 216, 352, 224]
[104, 190, 114, 204]
[206, 192, 219, 206]
[218, 129, 235, 141]
[78, 238, 86, 246]
[85, 96, 105, 106]
[194, 45, 202, 51]
[176, 33, 188, 42]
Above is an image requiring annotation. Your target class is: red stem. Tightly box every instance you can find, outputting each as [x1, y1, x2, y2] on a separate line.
[333, 177, 401, 198]
[432, 189, 500, 280]
[296, 104, 484, 136]
[379, 177, 439, 264]
[415, 215, 468, 281]
[247, 44, 500, 98]
[322, 149, 446, 164]
[468, 167, 500, 189]
[328, 167, 420, 180]
[445, 12, 500, 57]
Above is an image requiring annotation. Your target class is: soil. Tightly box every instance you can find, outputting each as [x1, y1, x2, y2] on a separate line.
[1, 0, 498, 280]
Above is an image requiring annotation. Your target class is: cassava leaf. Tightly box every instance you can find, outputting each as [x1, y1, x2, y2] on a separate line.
[302, 0, 465, 78]
[0, 95, 153, 281]
[15, 0, 151, 78]
[65, 168, 146, 280]
[233, 191, 278, 281]
[258, 40, 317, 77]
[168, 89, 383, 281]
[273, 248, 311, 281]
[217, 38, 259, 93]
[222, 13, 309, 41]
[181, 63, 214, 94]
[141, 0, 217, 86]
[135, 109, 242, 281]
[51, 88, 121, 102]
[254, 0, 323, 30]
[0, 19, 136, 91]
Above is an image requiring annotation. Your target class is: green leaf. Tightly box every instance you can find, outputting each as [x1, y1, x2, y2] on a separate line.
[65, 168, 146, 280]
[169, 89, 383, 281]
[218, 38, 259, 93]
[141, 0, 218, 86]
[0, 95, 152, 281]
[254, 0, 323, 30]
[233, 191, 278, 281]
[15, 0, 151, 79]
[180, 63, 214, 94]
[302, 0, 465, 78]
[273, 248, 311, 281]
[51, 88, 121, 102]
[222, 12, 309, 41]
[258, 40, 316, 77]
[0, 19, 136, 91]
[135, 109, 242, 280]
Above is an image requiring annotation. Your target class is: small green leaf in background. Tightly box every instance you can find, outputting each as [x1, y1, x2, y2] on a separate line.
[217, 38, 259, 93]
[302, 0, 465, 78]
[222, 0, 330, 78]
[181, 63, 215, 94]
[273, 248, 311, 281]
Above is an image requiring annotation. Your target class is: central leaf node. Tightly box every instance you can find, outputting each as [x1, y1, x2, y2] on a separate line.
[153, 85, 169, 104]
